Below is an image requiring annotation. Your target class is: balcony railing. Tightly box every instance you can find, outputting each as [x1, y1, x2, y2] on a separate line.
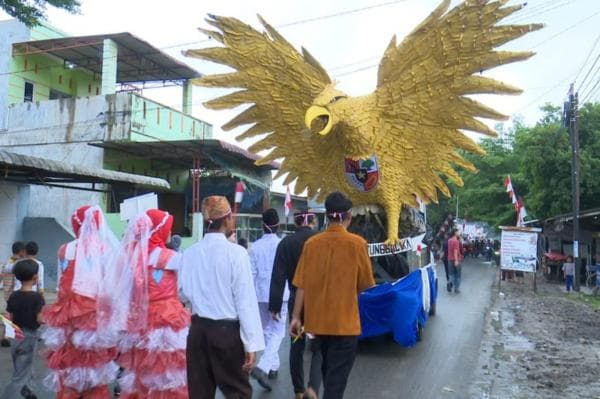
[130, 94, 212, 142]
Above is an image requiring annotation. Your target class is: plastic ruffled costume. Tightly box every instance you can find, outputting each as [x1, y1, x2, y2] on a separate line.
[101, 209, 190, 399]
[42, 205, 120, 398]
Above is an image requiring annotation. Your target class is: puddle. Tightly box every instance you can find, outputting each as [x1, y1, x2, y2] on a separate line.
[501, 309, 535, 352]
[504, 334, 535, 352]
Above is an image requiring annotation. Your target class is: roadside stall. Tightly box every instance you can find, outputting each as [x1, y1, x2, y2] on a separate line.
[543, 251, 568, 281]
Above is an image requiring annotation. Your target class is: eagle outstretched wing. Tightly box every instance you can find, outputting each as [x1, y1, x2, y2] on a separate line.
[374, 0, 543, 200]
[185, 15, 332, 198]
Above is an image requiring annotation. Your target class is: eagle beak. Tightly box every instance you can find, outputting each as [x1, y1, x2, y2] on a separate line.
[305, 105, 333, 136]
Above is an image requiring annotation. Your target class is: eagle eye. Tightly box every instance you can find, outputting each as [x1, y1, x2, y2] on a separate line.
[329, 96, 346, 104]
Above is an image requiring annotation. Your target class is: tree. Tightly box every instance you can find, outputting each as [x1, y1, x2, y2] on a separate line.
[0, 0, 79, 27]
[513, 102, 600, 220]
[427, 102, 600, 231]
[512, 105, 571, 219]
[456, 137, 520, 228]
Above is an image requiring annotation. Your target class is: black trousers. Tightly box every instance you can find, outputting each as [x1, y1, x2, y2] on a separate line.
[290, 334, 323, 394]
[443, 258, 450, 281]
[187, 315, 252, 399]
[319, 335, 358, 399]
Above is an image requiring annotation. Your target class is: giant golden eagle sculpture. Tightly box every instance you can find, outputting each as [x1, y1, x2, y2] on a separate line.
[186, 0, 542, 242]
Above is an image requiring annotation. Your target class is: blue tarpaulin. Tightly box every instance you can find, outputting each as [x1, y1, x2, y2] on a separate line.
[359, 265, 436, 347]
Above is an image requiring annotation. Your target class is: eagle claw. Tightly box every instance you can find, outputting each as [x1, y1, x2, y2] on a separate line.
[384, 237, 401, 246]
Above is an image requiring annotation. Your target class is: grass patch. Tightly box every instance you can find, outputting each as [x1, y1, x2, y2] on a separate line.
[569, 292, 600, 310]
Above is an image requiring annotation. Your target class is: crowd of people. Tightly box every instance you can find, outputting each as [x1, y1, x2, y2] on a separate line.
[1, 191, 375, 399]
[436, 231, 501, 295]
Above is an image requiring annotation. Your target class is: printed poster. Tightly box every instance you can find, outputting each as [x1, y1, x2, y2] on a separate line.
[500, 230, 538, 272]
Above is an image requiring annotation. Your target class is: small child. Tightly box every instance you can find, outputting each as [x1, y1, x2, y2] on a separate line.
[1, 241, 27, 348]
[0, 259, 45, 399]
[17, 242, 44, 295]
[562, 256, 575, 293]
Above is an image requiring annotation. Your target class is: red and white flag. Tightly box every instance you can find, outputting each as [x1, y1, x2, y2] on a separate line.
[1, 314, 24, 341]
[504, 175, 528, 226]
[284, 186, 293, 217]
[234, 181, 245, 204]
[504, 175, 517, 204]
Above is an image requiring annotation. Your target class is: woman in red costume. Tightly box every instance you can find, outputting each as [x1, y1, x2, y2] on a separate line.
[106, 209, 190, 399]
[42, 205, 120, 398]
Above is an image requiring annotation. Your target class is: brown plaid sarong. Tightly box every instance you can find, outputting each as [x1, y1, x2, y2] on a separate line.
[2, 262, 16, 303]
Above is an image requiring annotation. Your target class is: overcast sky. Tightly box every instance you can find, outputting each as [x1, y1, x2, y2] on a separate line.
[2, 0, 598, 192]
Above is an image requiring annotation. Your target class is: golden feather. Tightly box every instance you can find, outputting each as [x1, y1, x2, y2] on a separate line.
[186, 1, 542, 242]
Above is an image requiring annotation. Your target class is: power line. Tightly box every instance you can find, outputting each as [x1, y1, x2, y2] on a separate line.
[0, 1, 406, 78]
[505, 0, 576, 24]
[573, 32, 600, 85]
[579, 62, 600, 100]
[513, 73, 575, 114]
[505, 0, 560, 22]
[333, 63, 379, 78]
[328, 55, 382, 72]
[277, 0, 408, 28]
[581, 78, 600, 103]
[332, 5, 600, 78]
[530, 8, 600, 50]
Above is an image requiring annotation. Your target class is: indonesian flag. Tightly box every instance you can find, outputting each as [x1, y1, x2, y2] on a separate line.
[234, 181, 245, 204]
[504, 175, 517, 204]
[1, 314, 24, 341]
[284, 186, 293, 217]
[504, 175, 528, 226]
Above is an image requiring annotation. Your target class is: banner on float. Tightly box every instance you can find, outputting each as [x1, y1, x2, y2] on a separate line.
[368, 234, 426, 258]
[500, 227, 541, 273]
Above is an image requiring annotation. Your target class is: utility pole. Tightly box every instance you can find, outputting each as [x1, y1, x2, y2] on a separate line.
[567, 84, 581, 291]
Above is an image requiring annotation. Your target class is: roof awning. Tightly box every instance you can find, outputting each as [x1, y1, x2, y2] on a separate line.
[91, 139, 278, 189]
[12, 32, 200, 83]
[90, 139, 279, 170]
[0, 149, 170, 192]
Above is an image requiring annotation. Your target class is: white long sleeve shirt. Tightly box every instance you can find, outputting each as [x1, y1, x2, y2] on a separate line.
[249, 233, 289, 303]
[179, 233, 265, 353]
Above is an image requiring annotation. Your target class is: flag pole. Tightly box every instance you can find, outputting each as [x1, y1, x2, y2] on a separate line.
[284, 185, 292, 232]
[233, 181, 245, 241]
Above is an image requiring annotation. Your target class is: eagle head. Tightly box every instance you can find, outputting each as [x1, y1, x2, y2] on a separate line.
[304, 84, 348, 136]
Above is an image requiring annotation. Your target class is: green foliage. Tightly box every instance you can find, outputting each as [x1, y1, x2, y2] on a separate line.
[458, 138, 520, 228]
[0, 0, 80, 27]
[428, 101, 600, 230]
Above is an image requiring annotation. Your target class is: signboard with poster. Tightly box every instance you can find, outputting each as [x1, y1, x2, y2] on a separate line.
[499, 226, 542, 291]
[120, 193, 158, 221]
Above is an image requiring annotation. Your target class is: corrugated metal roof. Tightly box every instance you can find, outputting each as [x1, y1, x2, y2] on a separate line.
[91, 139, 280, 169]
[12, 32, 200, 83]
[0, 149, 169, 189]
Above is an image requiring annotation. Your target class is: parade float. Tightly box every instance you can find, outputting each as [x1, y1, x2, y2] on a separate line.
[186, 0, 541, 346]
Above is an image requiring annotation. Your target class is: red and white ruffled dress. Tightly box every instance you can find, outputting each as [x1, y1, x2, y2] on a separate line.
[42, 240, 119, 399]
[118, 246, 190, 399]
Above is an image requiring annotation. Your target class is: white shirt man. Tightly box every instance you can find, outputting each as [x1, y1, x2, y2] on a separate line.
[249, 208, 289, 388]
[179, 196, 264, 399]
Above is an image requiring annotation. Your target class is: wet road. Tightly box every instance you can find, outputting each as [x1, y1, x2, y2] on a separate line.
[0, 258, 497, 398]
[250, 257, 498, 399]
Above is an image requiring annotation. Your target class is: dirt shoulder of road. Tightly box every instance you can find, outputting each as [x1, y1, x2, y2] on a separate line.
[469, 274, 600, 399]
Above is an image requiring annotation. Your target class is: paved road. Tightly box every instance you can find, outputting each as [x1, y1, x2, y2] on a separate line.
[249, 258, 498, 399]
[1, 258, 497, 398]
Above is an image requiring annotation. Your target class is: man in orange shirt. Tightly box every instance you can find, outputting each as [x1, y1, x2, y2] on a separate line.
[290, 192, 375, 399]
